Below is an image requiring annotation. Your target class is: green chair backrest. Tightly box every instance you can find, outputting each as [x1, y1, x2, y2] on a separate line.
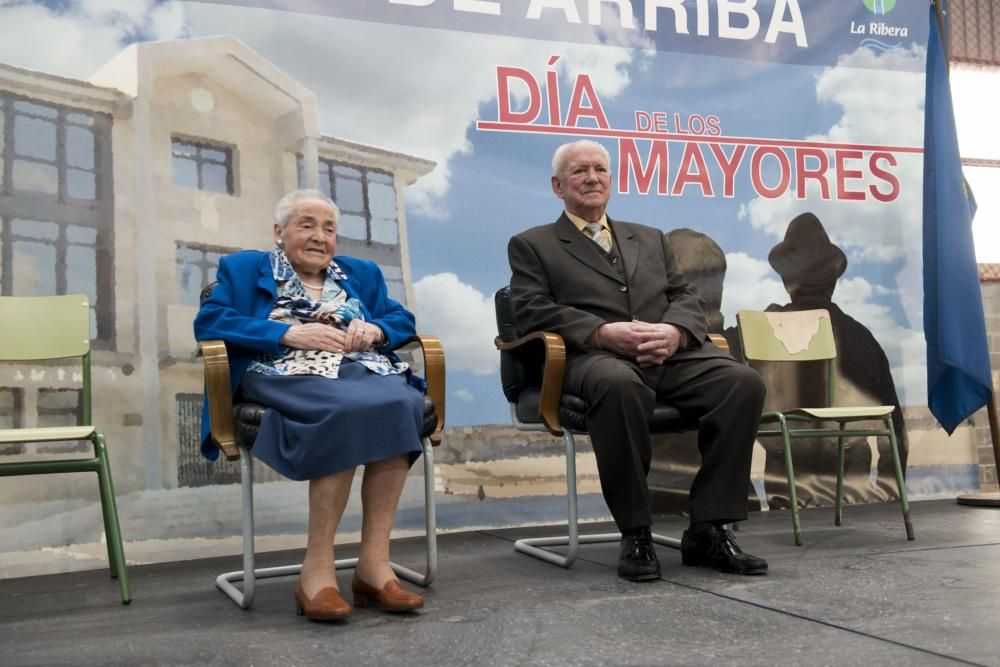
[0, 294, 91, 361]
[737, 309, 836, 363]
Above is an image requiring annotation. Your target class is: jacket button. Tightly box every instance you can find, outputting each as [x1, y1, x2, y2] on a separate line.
[619, 285, 627, 292]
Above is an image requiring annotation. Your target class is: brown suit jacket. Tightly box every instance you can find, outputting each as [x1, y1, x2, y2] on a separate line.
[508, 214, 730, 378]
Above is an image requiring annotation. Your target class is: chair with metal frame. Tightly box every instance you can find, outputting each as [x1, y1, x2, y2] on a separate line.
[198, 288, 446, 609]
[0, 294, 130, 604]
[735, 308, 914, 546]
[493, 286, 732, 568]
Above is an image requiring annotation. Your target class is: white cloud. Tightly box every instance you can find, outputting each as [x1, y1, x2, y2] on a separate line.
[812, 45, 926, 147]
[0, 1, 186, 78]
[738, 46, 926, 267]
[413, 272, 499, 375]
[719, 252, 787, 325]
[890, 328, 927, 408]
[180, 3, 649, 218]
[454, 388, 475, 402]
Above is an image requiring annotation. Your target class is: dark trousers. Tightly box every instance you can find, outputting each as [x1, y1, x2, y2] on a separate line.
[565, 352, 766, 531]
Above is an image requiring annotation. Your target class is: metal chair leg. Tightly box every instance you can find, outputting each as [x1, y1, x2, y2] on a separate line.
[513, 430, 681, 567]
[389, 436, 437, 586]
[93, 431, 130, 605]
[886, 418, 915, 540]
[217, 439, 439, 610]
[216, 447, 258, 609]
[835, 423, 847, 526]
[515, 431, 580, 567]
[778, 416, 803, 546]
[93, 434, 119, 576]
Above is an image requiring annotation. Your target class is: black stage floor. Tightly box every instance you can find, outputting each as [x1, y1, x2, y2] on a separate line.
[2, 499, 999, 666]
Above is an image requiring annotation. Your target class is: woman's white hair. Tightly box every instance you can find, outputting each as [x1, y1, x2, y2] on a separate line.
[551, 140, 612, 178]
[274, 189, 341, 229]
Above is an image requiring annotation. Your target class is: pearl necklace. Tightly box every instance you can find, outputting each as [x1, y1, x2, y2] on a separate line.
[300, 279, 324, 290]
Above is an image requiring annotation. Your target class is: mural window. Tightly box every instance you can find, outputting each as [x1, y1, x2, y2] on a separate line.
[0, 93, 114, 348]
[175, 393, 240, 487]
[386, 280, 405, 303]
[366, 171, 399, 245]
[36, 388, 86, 453]
[37, 388, 83, 427]
[176, 241, 239, 306]
[381, 264, 405, 303]
[171, 137, 235, 195]
[297, 156, 399, 245]
[329, 163, 367, 240]
[0, 387, 24, 455]
[1, 96, 99, 201]
[1, 218, 102, 340]
[0, 387, 23, 430]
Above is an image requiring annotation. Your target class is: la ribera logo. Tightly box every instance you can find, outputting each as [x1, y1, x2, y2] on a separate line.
[863, 0, 896, 15]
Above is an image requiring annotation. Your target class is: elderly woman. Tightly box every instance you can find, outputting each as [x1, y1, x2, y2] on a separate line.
[195, 189, 425, 620]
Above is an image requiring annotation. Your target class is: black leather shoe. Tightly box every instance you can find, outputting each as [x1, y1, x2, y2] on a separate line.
[681, 525, 768, 575]
[618, 527, 661, 581]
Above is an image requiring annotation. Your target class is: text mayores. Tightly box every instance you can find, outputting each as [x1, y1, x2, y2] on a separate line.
[617, 140, 901, 202]
[475, 60, 917, 203]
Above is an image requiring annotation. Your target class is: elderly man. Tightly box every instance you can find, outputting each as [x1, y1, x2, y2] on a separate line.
[507, 140, 768, 581]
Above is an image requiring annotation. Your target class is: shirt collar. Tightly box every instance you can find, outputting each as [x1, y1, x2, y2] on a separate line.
[565, 210, 608, 233]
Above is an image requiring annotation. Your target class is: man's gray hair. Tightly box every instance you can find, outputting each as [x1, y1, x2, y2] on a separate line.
[274, 189, 341, 228]
[551, 140, 612, 178]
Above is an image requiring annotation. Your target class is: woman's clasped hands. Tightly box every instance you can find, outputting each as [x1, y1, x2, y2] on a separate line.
[279, 320, 383, 353]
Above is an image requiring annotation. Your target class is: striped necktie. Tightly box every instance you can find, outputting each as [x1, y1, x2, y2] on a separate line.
[584, 222, 612, 253]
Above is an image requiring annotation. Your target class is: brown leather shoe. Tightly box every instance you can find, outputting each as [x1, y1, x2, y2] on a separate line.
[351, 574, 424, 612]
[294, 584, 352, 621]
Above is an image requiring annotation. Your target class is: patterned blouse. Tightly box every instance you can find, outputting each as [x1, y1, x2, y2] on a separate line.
[246, 247, 408, 380]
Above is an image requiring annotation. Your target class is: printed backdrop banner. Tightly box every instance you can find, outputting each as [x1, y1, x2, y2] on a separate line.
[0, 0, 976, 576]
[189, 0, 922, 67]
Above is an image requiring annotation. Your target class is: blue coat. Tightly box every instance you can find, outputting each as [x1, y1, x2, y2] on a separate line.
[193, 250, 417, 461]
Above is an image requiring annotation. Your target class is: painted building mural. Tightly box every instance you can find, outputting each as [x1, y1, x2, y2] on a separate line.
[0, 0, 993, 577]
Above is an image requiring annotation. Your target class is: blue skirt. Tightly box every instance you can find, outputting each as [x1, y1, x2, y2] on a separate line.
[239, 360, 425, 481]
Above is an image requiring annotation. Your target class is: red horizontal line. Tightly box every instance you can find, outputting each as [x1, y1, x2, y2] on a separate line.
[475, 121, 923, 154]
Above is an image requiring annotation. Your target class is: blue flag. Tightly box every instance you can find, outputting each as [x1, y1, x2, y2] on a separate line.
[923, 3, 993, 434]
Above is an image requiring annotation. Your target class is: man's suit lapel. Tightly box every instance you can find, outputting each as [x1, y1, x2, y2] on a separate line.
[608, 217, 640, 285]
[555, 213, 623, 284]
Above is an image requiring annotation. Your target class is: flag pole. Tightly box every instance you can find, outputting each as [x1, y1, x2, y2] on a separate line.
[932, 0, 948, 65]
[933, 0, 1000, 507]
